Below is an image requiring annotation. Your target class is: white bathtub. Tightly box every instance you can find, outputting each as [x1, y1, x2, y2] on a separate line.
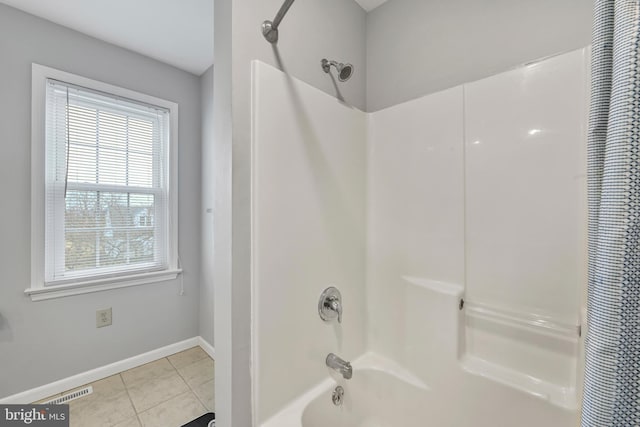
[261, 353, 429, 427]
[260, 352, 577, 427]
[257, 277, 579, 427]
[302, 367, 429, 427]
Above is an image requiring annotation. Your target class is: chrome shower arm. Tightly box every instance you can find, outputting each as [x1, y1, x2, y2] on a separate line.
[262, 0, 296, 44]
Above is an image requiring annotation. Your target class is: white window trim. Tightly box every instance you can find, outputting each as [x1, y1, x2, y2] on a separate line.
[27, 64, 180, 301]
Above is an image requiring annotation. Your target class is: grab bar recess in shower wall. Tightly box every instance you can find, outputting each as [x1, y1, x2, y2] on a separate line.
[464, 300, 581, 340]
[262, 0, 296, 43]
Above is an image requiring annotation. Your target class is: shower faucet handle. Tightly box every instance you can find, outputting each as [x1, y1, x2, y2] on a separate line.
[318, 287, 343, 323]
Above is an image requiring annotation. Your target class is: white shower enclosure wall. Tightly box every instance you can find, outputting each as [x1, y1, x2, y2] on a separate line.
[251, 47, 587, 427]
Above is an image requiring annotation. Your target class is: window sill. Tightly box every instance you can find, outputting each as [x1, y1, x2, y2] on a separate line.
[25, 269, 182, 301]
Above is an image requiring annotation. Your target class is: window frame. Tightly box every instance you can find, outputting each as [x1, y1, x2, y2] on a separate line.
[28, 64, 180, 301]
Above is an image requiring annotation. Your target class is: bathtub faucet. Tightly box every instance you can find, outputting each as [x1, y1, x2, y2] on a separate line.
[326, 353, 352, 379]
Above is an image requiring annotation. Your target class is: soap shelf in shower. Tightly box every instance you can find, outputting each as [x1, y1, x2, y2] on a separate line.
[460, 355, 579, 410]
[462, 299, 582, 409]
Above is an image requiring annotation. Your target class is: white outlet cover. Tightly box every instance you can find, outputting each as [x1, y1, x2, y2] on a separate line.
[96, 308, 112, 328]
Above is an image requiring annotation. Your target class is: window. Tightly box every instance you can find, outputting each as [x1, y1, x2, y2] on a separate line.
[29, 65, 179, 300]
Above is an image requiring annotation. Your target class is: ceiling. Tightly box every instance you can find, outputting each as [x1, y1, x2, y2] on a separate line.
[0, 0, 388, 74]
[355, 0, 389, 12]
[0, 0, 214, 76]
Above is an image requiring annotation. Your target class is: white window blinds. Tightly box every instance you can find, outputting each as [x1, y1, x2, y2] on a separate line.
[45, 79, 171, 285]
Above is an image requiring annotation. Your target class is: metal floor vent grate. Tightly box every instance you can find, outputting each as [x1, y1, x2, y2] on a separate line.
[41, 386, 93, 405]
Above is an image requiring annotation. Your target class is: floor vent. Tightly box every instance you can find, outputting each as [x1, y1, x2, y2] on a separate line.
[41, 386, 93, 405]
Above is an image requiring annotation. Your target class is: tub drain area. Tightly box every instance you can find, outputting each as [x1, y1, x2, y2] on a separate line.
[332, 386, 344, 406]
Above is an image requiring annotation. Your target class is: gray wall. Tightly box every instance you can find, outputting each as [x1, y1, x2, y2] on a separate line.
[366, 0, 594, 111]
[0, 4, 202, 398]
[200, 66, 214, 347]
[233, 0, 367, 111]
[212, 0, 366, 425]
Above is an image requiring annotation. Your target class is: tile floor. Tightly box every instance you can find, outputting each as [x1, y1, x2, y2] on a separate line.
[36, 346, 215, 427]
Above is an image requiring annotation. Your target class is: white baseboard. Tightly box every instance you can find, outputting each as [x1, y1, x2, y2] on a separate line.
[198, 336, 215, 359]
[0, 336, 215, 404]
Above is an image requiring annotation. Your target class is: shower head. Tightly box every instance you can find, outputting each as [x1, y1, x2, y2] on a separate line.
[321, 59, 354, 82]
[338, 63, 353, 81]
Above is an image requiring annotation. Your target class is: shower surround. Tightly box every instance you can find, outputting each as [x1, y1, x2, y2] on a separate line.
[251, 48, 587, 426]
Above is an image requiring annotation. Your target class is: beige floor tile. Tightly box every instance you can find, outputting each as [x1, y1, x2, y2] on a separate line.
[168, 346, 209, 370]
[138, 391, 207, 427]
[192, 379, 215, 412]
[92, 375, 127, 396]
[113, 416, 142, 427]
[30, 354, 214, 427]
[177, 357, 215, 388]
[126, 371, 190, 413]
[68, 376, 136, 427]
[121, 359, 176, 388]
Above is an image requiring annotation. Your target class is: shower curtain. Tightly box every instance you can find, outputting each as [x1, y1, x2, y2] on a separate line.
[583, 1, 640, 426]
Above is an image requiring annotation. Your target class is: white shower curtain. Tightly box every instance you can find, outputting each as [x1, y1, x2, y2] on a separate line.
[583, 1, 640, 425]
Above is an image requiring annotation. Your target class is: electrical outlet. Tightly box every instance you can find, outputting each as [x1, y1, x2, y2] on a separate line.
[96, 308, 112, 328]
